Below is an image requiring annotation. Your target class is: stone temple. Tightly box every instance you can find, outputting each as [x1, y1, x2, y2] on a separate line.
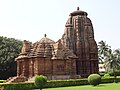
[11, 7, 98, 82]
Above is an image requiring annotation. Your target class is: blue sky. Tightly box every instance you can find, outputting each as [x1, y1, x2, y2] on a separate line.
[0, 0, 120, 49]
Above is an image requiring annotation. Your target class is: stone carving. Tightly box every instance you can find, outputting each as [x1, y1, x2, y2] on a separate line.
[21, 40, 31, 54]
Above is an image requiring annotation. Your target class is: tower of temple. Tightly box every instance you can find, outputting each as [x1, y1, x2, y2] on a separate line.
[61, 7, 98, 77]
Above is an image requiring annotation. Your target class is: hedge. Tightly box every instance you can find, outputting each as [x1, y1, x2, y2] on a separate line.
[44, 79, 88, 88]
[0, 79, 88, 90]
[1, 77, 120, 90]
[101, 77, 120, 83]
[0, 80, 6, 83]
[0, 82, 35, 90]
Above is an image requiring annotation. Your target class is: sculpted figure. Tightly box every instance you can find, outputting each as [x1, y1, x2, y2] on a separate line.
[21, 40, 31, 54]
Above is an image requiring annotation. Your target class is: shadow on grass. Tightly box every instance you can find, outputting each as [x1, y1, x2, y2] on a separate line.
[90, 84, 106, 88]
[96, 84, 106, 87]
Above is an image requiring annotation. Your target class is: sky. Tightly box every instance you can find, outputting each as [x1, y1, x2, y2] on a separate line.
[0, 0, 120, 49]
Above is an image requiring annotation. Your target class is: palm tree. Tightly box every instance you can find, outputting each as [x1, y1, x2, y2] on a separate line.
[98, 40, 111, 64]
[114, 49, 120, 70]
[104, 49, 120, 81]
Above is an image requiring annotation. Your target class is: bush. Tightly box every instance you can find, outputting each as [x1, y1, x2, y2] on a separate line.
[103, 74, 111, 78]
[1, 77, 120, 89]
[0, 82, 35, 90]
[0, 80, 6, 83]
[99, 72, 105, 76]
[44, 79, 88, 88]
[0, 79, 89, 90]
[108, 70, 120, 76]
[88, 74, 101, 86]
[101, 77, 114, 83]
[101, 77, 120, 83]
[34, 75, 47, 90]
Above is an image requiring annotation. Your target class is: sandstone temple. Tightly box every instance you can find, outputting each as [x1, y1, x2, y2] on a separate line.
[12, 7, 98, 82]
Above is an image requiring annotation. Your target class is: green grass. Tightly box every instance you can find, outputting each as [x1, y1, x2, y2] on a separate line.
[33, 83, 120, 90]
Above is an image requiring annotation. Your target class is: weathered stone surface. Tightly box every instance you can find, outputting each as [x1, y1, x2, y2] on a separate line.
[61, 7, 98, 77]
[9, 7, 98, 82]
[21, 40, 31, 54]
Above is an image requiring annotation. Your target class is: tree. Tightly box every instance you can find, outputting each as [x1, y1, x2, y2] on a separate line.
[104, 49, 120, 81]
[34, 75, 47, 90]
[114, 49, 120, 68]
[98, 40, 111, 64]
[0, 36, 22, 79]
[98, 40, 120, 81]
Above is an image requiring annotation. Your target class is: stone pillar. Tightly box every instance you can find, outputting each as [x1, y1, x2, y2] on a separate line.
[29, 59, 34, 77]
[17, 60, 20, 76]
[34, 57, 39, 76]
[71, 59, 76, 75]
[22, 60, 25, 76]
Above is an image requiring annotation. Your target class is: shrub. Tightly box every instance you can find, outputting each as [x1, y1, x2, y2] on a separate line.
[103, 74, 111, 78]
[44, 79, 89, 88]
[88, 74, 101, 86]
[101, 77, 114, 83]
[34, 75, 47, 90]
[108, 70, 120, 76]
[0, 80, 6, 83]
[1, 77, 120, 90]
[0, 82, 35, 90]
[99, 72, 105, 76]
[0, 79, 89, 90]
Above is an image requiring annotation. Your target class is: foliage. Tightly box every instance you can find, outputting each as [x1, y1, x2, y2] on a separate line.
[104, 49, 120, 81]
[98, 40, 111, 64]
[34, 75, 47, 90]
[99, 72, 106, 76]
[1, 78, 120, 90]
[104, 49, 120, 71]
[98, 40, 120, 80]
[101, 77, 120, 83]
[0, 36, 22, 79]
[0, 82, 34, 90]
[88, 74, 101, 86]
[0, 79, 89, 89]
[44, 79, 88, 88]
[108, 69, 120, 77]
[0, 80, 6, 83]
[33, 83, 120, 90]
[103, 74, 111, 78]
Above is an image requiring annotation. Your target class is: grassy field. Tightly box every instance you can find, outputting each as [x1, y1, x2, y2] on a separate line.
[33, 83, 120, 90]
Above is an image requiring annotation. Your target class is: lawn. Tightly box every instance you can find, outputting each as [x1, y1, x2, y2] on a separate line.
[33, 83, 120, 90]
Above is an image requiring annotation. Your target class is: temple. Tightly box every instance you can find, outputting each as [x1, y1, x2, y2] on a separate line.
[9, 7, 99, 82]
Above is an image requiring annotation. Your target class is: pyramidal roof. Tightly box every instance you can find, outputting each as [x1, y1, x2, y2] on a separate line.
[38, 34, 55, 44]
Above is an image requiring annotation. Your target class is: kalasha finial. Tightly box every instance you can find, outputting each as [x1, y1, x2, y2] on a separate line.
[44, 34, 47, 37]
[77, 7, 79, 10]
